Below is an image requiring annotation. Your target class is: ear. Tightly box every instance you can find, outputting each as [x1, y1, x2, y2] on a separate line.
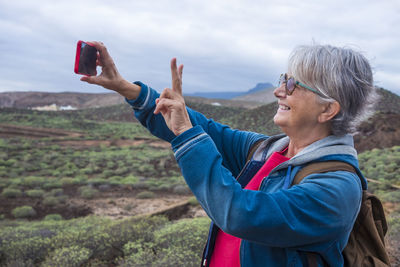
[318, 101, 340, 123]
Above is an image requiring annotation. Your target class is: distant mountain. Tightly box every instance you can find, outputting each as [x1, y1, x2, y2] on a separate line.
[375, 87, 400, 114]
[185, 82, 274, 100]
[247, 83, 274, 94]
[185, 91, 244, 99]
[233, 87, 276, 104]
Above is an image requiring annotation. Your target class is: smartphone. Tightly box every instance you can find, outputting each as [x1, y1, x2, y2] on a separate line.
[74, 40, 97, 76]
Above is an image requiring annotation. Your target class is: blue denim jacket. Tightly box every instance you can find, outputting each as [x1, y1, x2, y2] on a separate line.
[126, 82, 366, 267]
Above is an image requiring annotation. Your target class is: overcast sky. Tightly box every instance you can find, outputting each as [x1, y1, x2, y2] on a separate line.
[0, 0, 399, 95]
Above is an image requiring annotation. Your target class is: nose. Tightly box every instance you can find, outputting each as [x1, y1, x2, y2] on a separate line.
[274, 84, 286, 99]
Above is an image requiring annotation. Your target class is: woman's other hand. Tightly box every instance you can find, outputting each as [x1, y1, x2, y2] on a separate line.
[80, 41, 140, 100]
[154, 58, 193, 136]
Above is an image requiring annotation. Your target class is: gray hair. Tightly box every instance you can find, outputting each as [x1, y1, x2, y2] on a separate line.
[288, 44, 378, 136]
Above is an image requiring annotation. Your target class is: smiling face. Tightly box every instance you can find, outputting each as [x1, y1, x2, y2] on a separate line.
[273, 80, 329, 136]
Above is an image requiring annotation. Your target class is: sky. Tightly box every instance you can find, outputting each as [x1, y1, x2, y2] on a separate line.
[0, 0, 399, 95]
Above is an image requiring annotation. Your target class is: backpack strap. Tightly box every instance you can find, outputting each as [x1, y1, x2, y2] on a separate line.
[294, 161, 357, 267]
[246, 139, 265, 163]
[292, 161, 357, 185]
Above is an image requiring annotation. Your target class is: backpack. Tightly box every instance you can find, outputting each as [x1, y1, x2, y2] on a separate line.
[246, 143, 391, 266]
[293, 161, 391, 267]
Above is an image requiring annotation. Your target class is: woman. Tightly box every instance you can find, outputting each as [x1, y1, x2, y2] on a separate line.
[81, 42, 377, 266]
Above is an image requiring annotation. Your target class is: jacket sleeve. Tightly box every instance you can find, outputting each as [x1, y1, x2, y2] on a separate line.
[125, 81, 266, 177]
[172, 127, 363, 249]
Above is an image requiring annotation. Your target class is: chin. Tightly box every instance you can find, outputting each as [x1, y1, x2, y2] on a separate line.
[273, 116, 288, 132]
[273, 114, 284, 127]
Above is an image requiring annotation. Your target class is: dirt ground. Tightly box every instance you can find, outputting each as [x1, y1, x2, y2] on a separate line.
[0, 123, 171, 149]
[0, 184, 206, 221]
[52, 139, 171, 149]
[0, 123, 83, 138]
[69, 193, 206, 220]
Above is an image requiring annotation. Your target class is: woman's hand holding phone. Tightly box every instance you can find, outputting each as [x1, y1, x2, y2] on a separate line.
[77, 41, 193, 135]
[78, 41, 141, 100]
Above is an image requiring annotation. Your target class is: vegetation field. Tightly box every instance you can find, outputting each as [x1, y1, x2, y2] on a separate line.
[0, 105, 210, 266]
[0, 92, 399, 266]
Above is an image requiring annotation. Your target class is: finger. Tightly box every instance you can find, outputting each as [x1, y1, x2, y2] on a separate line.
[154, 98, 167, 114]
[170, 57, 177, 82]
[88, 41, 114, 65]
[170, 58, 182, 95]
[154, 98, 160, 113]
[178, 64, 184, 80]
[80, 75, 101, 85]
[96, 53, 102, 66]
[154, 98, 178, 114]
[159, 88, 174, 100]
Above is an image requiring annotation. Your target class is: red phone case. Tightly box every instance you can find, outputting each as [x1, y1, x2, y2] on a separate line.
[74, 40, 84, 75]
[74, 40, 97, 76]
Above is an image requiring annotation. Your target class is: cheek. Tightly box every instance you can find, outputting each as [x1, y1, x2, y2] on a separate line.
[288, 96, 322, 121]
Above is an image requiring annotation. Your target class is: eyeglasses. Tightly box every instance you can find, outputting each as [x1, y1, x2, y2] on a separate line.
[278, 73, 321, 96]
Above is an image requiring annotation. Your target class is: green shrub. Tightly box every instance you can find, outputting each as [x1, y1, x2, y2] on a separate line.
[12, 206, 36, 218]
[380, 191, 400, 203]
[79, 186, 99, 199]
[82, 167, 95, 175]
[100, 169, 114, 178]
[387, 210, 400, 243]
[23, 176, 45, 188]
[122, 217, 210, 266]
[173, 185, 191, 195]
[0, 170, 7, 179]
[188, 196, 199, 206]
[2, 259, 34, 267]
[49, 188, 64, 197]
[3, 159, 17, 167]
[88, 178, 108, 186]
[26, 189, 45, 198]
[0, 180, 7, 189]
[120, 175, 139, 185]
[72, 175, 88, 185]
[43, 196, 60, 206]
[43, 181, 62, 189]
[42, 246, 91, 267]
[138, 164, 153, 173]
[2, 187, 23, 198]
[44, 214, 63, 221]
[131, 182, 149, 190]
[60, 177, 75, 185]
[114, 167, 129, 176]
[136, 191, 155, 199]
[8, 178, 23, 187]
[6, 181, 21, 188]
[156, 184, 173, 191]
[123, 204, 136, 211]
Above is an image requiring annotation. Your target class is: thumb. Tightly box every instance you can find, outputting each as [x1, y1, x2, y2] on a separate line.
[80, 75, 100, 85]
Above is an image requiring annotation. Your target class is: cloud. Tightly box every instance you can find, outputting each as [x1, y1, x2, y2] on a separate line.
[0, 0, 399, 95]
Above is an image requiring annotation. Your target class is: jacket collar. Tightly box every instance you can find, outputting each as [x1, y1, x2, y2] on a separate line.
[252, 134, 367, 189]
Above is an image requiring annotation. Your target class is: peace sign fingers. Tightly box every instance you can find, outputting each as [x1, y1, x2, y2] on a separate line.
[171, 58, 184, 95]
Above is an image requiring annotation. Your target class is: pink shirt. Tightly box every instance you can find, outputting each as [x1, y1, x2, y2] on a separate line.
[209, 150, 290, 267]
